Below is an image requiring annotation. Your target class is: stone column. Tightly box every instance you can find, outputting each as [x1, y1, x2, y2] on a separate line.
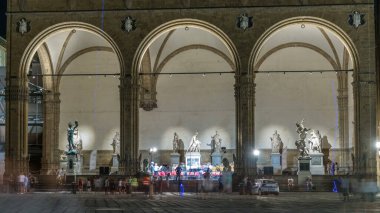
[119, 75, 139, 175]
[337, 72, 349, 170]
[40, 92, 60, 174]
[235, 74, 256, 177]
[353, 79, 377, 177]
[4, 83, 29, 176]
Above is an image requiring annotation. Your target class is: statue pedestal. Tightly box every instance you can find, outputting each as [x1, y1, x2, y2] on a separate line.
[211, 152, 222, 165]
[110, 154, 119, 174]
[170, 153, 180, 165]
[185, 152, 201, 169]
[271, 153, 282, 175]
[297, 156, 312, 185]
[75, 154, 83, 175]
[66, 154, 77, 174]
[309, 152, 325, 175]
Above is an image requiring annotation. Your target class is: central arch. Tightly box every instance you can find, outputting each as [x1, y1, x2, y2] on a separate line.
[124, 19, 240, 175]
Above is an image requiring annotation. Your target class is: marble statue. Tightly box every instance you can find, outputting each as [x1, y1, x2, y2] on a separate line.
[67, 121, 78, 152]
[111, 132, 120, 155]
[187, 131, 201, 152]
[295, 119, 310, 157]
[73, 128, 83, 154]
[210, 131, 222, 153]
[172, 132, 179, 153]
[270, 130, 282, 153]
[308, 130, 322, 153]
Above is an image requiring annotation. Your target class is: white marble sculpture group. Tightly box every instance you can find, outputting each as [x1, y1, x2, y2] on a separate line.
[294, 119, 323, 157]
[171, 131, 222, 153]
[269, 120, 323, 157]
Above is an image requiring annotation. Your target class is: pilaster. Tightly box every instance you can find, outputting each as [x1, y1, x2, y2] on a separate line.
[235, 74, 256, 177]
[4, 83, 29, 176]
[119, 75, 139, 175]
[41, 92, 60, 174]
[337, 72, 350, 169]
[353, 77, 377, 177]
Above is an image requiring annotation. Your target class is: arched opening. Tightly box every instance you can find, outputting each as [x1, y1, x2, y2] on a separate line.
[18, 22, 124, 174]
[250, 17, 359, 176]
[133, 19, 240, 172]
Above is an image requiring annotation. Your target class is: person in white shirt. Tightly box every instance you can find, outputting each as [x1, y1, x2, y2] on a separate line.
[24, 175, 29, 193]
[18, 173, 25, 194]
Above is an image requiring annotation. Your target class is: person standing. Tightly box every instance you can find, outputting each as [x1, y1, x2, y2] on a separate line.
[175, 165, 182, 181]
[23, 175, 29, 193]
[104, 177, 110, 195]
[18, 173, 25, 194]
[288, 176, 294, 191]
[86, 178, 92, 192]
[78, 179, 83, 193]
[331, 162, 336, 175]
[335, 162, 339, 175]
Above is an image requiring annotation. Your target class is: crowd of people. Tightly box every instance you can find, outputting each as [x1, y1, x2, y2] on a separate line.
[4, 172, 36, 194]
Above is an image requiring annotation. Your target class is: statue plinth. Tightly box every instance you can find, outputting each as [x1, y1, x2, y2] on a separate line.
[170, 152, 180, 165]
[271, 153, 282, 175]
[66, 154, 76, 174]
[297, 156, 312, 185]
[211, 152, 222, 165]
[185, 152, 201, 169]
[110, 154, 119, 174]
[309, 152, 324, 175]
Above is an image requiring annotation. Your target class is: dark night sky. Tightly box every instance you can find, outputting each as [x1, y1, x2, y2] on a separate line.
[0, 0, 6, 39]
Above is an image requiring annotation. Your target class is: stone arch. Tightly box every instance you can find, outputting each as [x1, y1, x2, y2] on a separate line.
[248, 16, 362, 174]
[132, 19, 240, 77]
[16, 22, 124, 173]
[121, 18, 240, 175]
[20, 22, 125, 84]
[249, 16, 359, 76]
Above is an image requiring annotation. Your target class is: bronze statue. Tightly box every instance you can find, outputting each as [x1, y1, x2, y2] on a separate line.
[67, 121, 78, 151]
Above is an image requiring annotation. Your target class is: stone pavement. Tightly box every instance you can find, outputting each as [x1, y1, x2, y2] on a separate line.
[0, 192, 378, 213]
